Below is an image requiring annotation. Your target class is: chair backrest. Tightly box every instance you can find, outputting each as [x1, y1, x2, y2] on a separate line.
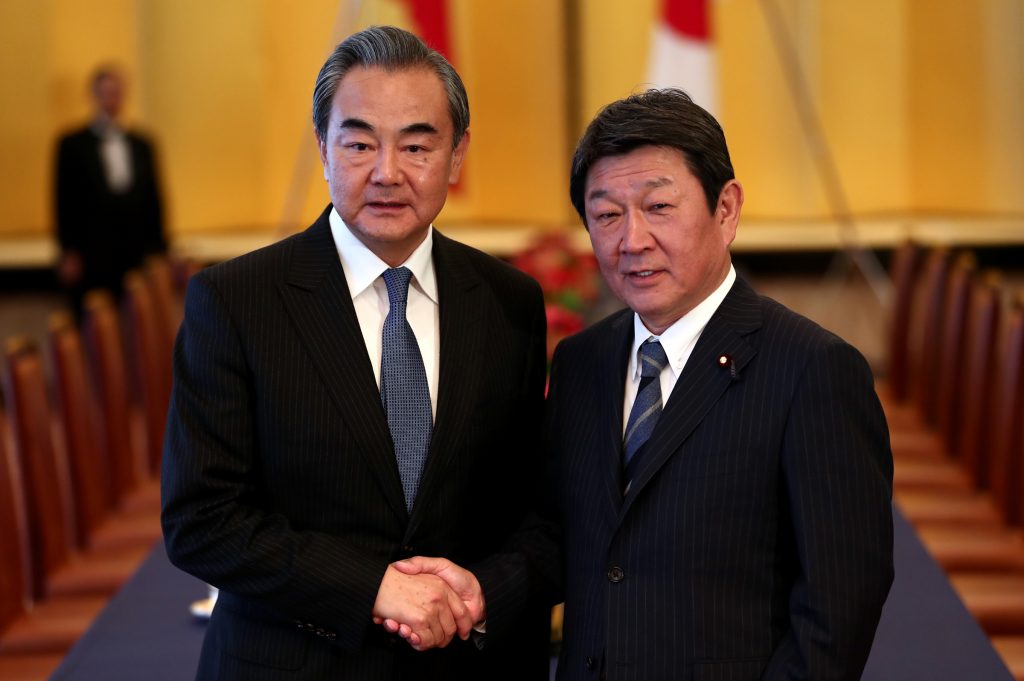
[83, 290, 141, 504]
[885, 241, 919, 402]
[4, 338, 77, 599]
[0, 411, 33, 628]
[955, 273, 1001, 487]
[49, 311, 112, 546]
[124, 270, 172, 475]
[145, 254, 183, 347]
[910, 248, 950, 422]
[989, 296, 1024, 526]
[935, 253, 975, 444]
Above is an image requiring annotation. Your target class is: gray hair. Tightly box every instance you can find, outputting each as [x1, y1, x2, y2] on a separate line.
[312, 25, 469, 148]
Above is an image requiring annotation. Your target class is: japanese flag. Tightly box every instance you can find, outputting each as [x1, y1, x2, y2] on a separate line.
[646, 0, 716, 114]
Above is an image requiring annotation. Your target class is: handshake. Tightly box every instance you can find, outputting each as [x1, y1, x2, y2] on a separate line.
[371, 556, 485, 651]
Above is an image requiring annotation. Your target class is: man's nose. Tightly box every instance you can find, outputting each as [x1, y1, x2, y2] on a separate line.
[620, 211, 653, 252]
[371, 148, 400, 185]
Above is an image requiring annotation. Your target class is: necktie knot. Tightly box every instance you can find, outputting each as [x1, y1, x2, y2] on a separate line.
[382, 267, 413, 309]
[638, 339, 669, 378]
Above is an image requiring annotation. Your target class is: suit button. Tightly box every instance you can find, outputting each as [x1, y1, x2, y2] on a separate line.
[403, 545, 415, 553]
[586, 656, 595, 670]
[607, 566, 625, 583]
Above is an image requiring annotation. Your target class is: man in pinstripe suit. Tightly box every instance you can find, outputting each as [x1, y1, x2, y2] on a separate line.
[161, 27, 551, 679]
[542, 89, 893, 680]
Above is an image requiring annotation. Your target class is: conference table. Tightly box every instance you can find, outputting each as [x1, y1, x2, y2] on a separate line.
[51, 509, 1013, 680]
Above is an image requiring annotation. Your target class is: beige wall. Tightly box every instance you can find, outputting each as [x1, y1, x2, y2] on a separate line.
[0, 0, 1020, 239]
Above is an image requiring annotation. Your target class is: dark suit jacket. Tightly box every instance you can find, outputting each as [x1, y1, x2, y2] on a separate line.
[54, 125, 165, 292]
[548, 276, 893, 681]
[161, 207, 551, 679]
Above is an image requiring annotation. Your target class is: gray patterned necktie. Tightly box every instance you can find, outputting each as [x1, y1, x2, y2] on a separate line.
[380, 267, 432, 510]
[623, 339, 668, 493]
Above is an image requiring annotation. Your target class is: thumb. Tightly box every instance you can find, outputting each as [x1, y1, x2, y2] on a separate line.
[391, 559, 423, 575]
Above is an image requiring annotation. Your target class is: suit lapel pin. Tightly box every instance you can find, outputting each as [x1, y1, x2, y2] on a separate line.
[717, 354, 739, 380]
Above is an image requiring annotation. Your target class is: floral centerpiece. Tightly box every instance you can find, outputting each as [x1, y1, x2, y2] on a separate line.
[511, 233, 602, 360]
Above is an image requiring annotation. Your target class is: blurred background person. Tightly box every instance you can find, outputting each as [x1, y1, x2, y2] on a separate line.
[53, 64, 166, 317]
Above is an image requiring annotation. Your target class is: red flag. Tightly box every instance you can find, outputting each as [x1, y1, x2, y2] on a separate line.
[647, 0, 716, 113]
[406, 0, 452, 60]
[403, 0, 464, 193]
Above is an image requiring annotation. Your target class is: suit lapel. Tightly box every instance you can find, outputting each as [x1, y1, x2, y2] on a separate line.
[619, 277, 762, 518]
[599, 312, 634, 513]
[277, 207, 408, 524]
[405, 233, 486, 537]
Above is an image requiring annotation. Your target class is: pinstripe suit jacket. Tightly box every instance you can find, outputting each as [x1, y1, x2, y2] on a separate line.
[549, 276, 893, 681]
[161, 206, 551, 680]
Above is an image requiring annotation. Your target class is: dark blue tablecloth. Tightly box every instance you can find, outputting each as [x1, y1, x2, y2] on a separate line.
[51, 509, 1013, 680]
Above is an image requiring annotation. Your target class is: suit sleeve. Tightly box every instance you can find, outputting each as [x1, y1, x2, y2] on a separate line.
[54, 135, 82, 252]
[160, 272, 388, 653]
[762, 339, 894, 680]
[136, 135, 167, 253]
[470, 278, 563, 642]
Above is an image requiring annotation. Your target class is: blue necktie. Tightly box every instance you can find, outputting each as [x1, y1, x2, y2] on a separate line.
[380, 267, 432, 510]
[623, 339, 668, 493]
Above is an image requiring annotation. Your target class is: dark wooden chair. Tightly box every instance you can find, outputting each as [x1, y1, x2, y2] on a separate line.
[883, 247, 950, 434]
[892, 254, 977, 489]
[0, 410, 105, 670]
[4, 338, 147, 601]
[49, 312, 162, 553]
[123, 271, 173, 476]
[877, 241, 919, 404]
[82, 290, 159, 514]
[901, 278, 1011, 524]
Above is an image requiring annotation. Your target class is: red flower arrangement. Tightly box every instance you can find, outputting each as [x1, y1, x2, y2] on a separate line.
[511, 233, 602, 359]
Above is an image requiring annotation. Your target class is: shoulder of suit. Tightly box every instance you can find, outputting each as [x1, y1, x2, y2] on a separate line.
[196, 230, 306, 287]
[435, 231, 542, 295]
[754, 291, 859, 363]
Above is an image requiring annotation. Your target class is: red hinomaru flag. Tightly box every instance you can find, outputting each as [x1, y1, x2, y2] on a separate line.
[402, 0, 464, 192]
[646, 0, 716, 114]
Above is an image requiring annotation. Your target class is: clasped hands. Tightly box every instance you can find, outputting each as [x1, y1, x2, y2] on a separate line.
[371, 557, 484, 651]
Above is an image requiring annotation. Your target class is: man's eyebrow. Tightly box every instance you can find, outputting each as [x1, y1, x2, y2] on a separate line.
[587, 176, 673, 203]
[340, 117, 373, 132]
[401, 122, 439, 136]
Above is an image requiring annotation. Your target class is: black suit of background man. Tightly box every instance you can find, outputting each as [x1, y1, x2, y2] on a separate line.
[54, 66, 165, 315]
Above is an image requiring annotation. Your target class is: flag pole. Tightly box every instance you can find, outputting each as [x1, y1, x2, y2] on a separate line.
[758, 0, 892, 307]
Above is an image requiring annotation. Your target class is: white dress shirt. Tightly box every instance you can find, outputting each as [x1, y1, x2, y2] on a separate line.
[95, 122, 133, 193]
[329, 208, 440, 417]
[622, 264, 737, 434]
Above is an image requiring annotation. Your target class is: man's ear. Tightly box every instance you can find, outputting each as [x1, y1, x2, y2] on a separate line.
[716, 179, 744, 247]
[449, 129, 470, 184]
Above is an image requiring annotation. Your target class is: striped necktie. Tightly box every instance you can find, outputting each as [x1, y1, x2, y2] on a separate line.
[623, 338, 668, 494]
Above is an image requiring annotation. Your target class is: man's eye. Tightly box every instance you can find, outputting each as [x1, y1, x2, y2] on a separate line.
[347, 143, 370, 151]
[407, 145, 424, 153]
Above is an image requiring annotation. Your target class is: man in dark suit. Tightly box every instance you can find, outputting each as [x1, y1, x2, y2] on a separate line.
[161, 26, 551, 680]
[54, 65, 166, 315]
[545, 88, 894, 680]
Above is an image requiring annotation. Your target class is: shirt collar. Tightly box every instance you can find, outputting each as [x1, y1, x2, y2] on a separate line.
[629, 264, 737, 380]
[329, 206, 437, 304]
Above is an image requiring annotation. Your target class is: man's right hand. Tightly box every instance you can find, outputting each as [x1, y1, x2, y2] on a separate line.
[371, 563, 472, 651]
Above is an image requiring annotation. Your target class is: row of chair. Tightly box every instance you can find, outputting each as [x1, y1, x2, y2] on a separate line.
[879, 243, 1024, 678]
[0, 257, 189, 680]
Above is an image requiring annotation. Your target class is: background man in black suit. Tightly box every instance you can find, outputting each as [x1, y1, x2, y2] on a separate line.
[161, 26, 551, 679]
[545, 88, 894, 680]
[54, 65, 166, 315]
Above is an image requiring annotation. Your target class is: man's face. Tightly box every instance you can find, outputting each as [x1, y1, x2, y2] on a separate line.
[584, 145, 742, 334]
[318, 65, 468, 266]
[94, 74, 124, 120]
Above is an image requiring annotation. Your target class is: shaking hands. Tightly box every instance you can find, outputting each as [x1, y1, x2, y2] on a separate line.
[371, 557, 485, 651]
